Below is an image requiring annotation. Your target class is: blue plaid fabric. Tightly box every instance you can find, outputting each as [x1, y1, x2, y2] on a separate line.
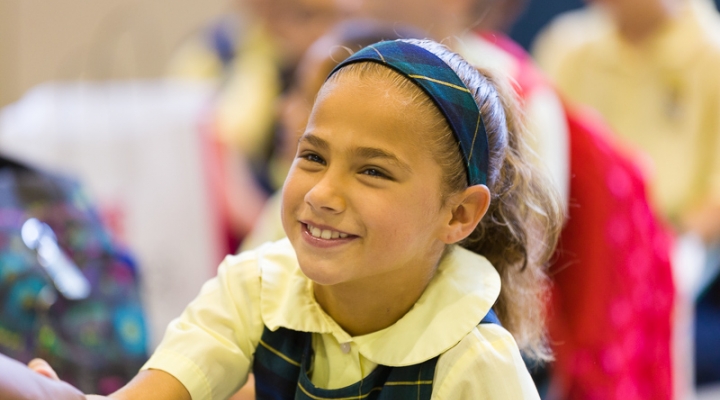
[253, 309, 500, 399]
[329, 40, 489, 186]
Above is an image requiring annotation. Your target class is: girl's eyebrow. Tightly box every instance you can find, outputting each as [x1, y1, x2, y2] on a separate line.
[298, 133, 330, 150]
[299, 133, 412, 173]
[354, 147, 412, 174]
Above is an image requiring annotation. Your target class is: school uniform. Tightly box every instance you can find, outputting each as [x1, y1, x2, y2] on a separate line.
[548, 1, 720, 220]
[142, 238, 539, 399]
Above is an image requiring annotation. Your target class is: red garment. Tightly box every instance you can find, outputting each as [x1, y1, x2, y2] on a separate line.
[479, 32, 675, 400]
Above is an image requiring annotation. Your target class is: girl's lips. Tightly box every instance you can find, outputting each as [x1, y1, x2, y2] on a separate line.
[300, 222, 357, 248]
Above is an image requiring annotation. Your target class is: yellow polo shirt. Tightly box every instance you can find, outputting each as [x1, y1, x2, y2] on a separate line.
[142, 239, 539, 400]
[548, 2, 720, 220]
[167, 23, 280, 163]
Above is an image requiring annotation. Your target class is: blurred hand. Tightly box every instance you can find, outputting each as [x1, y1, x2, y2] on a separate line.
[0, 353, 84, 400]
[28, 358, 60, 380]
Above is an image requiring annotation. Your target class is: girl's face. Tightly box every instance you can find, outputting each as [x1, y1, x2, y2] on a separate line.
[281, 71, 453, 287]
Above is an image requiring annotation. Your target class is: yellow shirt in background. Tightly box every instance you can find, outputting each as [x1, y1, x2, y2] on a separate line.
[167, 21, 281, 163]
[142, 239, 539, 400]
[544, 2, 720, 220]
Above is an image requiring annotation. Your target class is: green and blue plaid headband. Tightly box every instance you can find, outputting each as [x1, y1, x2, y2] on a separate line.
[328, 40, 489, 186]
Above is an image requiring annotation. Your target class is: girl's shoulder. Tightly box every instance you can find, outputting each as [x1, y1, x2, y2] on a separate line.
[431, 323, 540, 399]
[227, 239, 329, 334]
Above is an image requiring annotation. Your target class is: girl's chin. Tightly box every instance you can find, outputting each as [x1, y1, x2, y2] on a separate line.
[297, 261, 350, 287]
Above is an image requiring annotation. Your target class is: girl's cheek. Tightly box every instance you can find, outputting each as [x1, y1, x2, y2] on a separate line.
[285, 169, 315, 201]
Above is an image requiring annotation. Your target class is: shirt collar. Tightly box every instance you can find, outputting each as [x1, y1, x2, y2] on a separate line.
[258, 239, 501, 366]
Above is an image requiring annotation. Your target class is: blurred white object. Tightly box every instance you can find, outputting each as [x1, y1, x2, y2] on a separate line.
[697, 383, 720, 400]
[22, 217, 91, 301]
[673, 233, 707, 298]
[0, 80, 220, 348]
[672, 233, 709, 400]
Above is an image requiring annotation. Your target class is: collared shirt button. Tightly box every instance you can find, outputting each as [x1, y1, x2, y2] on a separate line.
[340, 342, 351, 354]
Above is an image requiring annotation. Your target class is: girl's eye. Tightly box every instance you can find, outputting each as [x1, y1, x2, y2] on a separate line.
[361, 168, 390, 179]
[300, 153, 325, 165]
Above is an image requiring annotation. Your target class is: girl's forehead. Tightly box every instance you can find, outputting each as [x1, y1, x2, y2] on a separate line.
[308, 72, 438, 153]
[316, 71, 416, 117]
[319, 68, 418, 106]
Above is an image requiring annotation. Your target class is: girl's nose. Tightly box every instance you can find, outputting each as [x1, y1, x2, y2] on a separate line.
[304, 172, 346, 214]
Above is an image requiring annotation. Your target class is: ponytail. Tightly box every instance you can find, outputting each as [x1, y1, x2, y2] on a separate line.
[405, 40, 564, 360]
[462, 73, 563, 360]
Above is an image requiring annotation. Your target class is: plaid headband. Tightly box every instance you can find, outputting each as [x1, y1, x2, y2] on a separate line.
[328, 40, 489, 186]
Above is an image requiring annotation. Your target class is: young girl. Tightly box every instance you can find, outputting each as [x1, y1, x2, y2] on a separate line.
[34, 38, 563, 399]
[241, 19, 426, 251]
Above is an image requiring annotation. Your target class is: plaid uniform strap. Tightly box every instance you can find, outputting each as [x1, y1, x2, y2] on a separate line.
[328, 40, 489, 186]
[253, 310, 501, 399]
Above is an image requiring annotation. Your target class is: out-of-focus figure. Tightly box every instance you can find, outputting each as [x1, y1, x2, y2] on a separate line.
[538, 0, 720, 239]
[357, 0, 676, 399]
[535, 0, 720, 391]
[169, 0, 343, 168]
[531, 3, 612, 81]
[168, 0, 346, 252]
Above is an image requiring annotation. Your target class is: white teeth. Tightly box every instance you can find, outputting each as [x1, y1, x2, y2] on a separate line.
[307, 224, 348, 240]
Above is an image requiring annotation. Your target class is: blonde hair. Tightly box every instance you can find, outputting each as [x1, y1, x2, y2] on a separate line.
[329, 39, 564, 360]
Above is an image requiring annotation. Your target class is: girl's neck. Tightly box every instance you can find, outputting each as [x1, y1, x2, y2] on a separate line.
[313, 261, 438, 337]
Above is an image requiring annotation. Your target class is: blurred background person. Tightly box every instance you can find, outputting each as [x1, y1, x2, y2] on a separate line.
[538, 0, 720, 245]
[535, 0, 720, 392]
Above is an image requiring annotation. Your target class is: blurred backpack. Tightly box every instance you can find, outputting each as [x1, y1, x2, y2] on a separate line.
[0, 155, 147, 395]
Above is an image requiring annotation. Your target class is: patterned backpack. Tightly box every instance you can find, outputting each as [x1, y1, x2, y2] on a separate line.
[0, 156, 147, 395]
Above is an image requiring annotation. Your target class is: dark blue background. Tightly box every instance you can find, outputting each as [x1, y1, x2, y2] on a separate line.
[507, 0, 720, 50]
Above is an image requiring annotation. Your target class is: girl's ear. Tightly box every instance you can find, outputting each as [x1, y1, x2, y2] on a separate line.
[441, 184, 491, 244]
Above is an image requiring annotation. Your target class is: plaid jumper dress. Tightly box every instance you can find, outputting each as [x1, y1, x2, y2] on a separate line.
[253, 309, 500, 400]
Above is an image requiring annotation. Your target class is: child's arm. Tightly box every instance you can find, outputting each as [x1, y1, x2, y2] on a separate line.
[98, 370, 191, 400]
[27, 358, 191, 400]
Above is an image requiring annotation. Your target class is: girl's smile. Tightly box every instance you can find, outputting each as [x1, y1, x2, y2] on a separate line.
[281, 69, 453, 289]
[301, 221, 357, 248]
